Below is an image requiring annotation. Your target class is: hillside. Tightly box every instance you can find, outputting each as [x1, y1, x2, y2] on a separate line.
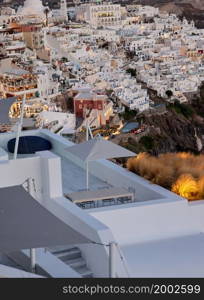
[180, 0, 204, 10]
[159, 3, 183, 15]
[137, 0, 204, 9]
[116, 84, 204, 156]
[133, 0, 204, 28]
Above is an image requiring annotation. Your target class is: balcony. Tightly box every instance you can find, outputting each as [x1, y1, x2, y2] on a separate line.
[3, 86, 38, 95]
[1, 80, 37, 87]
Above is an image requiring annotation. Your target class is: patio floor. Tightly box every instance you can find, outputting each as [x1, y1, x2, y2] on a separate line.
[60, 157, 111, 194]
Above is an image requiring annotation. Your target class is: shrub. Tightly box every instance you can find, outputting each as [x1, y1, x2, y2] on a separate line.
[169, 100, 194, 118]
[120, 107, 137, 121]
[139, 136, 154, 150]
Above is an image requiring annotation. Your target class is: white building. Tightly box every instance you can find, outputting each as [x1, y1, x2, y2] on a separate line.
[115, 82, 150, 112]
[34, 62, 61, 99]
[52, 0, 68, 23]
[0, 129, 204, 278]
[60, 0, 68, 22]
[76, 3, 122, 27]
[35, 111, 76, 134]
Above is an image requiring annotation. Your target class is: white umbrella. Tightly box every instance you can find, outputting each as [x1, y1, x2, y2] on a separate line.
[66, 137, 135, 189]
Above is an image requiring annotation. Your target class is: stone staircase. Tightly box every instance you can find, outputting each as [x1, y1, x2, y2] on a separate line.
[50, 246, 93, 278]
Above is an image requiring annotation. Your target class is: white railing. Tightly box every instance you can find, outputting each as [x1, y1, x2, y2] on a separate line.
[90, 240, 130, 278]
[115, 243, 130, 278]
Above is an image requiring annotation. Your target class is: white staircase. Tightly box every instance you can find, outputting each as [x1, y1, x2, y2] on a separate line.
[50, 246, 93, 278]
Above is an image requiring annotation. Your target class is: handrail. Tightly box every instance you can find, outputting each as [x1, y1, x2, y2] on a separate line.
[91, 240, 130, 278]
[115, 243, 130, 278]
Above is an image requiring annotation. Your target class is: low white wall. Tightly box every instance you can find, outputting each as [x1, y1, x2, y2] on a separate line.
[0, 149, 63, 202]
[89, 159, 183, 202]
[89, 200, 204, 245]
[188, 200, 204, 232]
[37, 151, 63, 199]
[0, 156, 43, 199]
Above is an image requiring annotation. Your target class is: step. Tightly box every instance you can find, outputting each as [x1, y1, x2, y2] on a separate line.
[65, 258, 86, 269]
[51, 246, 77, 255]
[50, 247, 93, 278]
[48, 245, 70, 252]
[83, 272, 94, 278]
[55, 249, 81, 261]
[75, 266, 93, 278]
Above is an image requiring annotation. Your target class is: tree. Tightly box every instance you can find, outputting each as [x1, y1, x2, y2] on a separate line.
[35, 91, 40, 98]
[121, 107, 138, 121]
[126, 68, 137, 77]
[61, 57, 68, 62]
[166, 90, 173, 98]
[139, 136, 154, 150]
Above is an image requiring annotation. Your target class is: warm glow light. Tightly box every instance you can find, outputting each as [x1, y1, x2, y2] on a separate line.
[127, 152, 204, 201]
[172, 174, 199, 201]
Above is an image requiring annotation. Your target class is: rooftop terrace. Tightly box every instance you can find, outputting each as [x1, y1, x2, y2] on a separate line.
[0, 129, 183, 207]
[1, 129, 204, 278]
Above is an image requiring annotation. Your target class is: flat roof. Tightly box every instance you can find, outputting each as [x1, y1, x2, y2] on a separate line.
[122, 233, 204, 277]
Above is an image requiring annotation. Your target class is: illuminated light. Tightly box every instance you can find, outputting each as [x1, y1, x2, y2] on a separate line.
[176, 152, 192, 159]
[171, 174, 199, 201]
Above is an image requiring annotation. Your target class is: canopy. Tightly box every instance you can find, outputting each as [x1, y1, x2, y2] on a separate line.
[0, 186, 90, 253]
[66, 137, 135, 162]
[65, 137, 135, 189]
[0, 98, 16, 124]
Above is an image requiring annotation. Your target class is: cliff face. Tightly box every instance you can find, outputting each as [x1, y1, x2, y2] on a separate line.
[187, 0, 204, 10]
[142, 110, 203, 155]
[140, 84, 204, 155]
[117, 84, 204, 156]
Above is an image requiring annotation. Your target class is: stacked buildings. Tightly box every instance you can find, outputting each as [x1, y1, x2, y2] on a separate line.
[125, 13, 204, 100]
[0, 0, 204, 280]
[76, 2, 122, 27]
[0, 1, 204, 128]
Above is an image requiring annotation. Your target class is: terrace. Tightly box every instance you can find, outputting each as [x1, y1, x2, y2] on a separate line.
[0, 129, 178, 207]
[0, 130, 204, 277]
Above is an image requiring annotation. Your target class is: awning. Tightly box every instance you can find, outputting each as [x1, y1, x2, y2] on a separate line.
[0, 186, 90, 253]
[65, 137, 135, 190]
[65, 137, 135, 162]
